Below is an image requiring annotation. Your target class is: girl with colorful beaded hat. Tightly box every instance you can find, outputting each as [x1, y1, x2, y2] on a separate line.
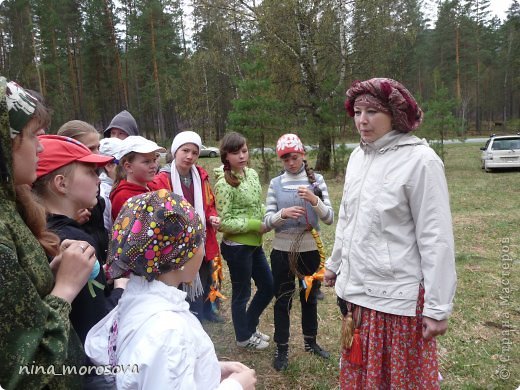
[213, 131, 274, 350]
[0, 77, 96, 389]
[264, 133, 334, 371]
[85, 190, 257, 389]
[148, 130, 223, 322]
[109, 135, 165, 220]
[325, 78, 456, 388]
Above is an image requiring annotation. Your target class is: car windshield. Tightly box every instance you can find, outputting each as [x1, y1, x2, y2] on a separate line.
[491, 138, 520, 150]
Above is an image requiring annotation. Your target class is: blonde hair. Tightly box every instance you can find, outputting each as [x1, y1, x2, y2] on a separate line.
[57, 120, 99, 142]
[32, 164, 78, 201]
[112, 152, 138, 191]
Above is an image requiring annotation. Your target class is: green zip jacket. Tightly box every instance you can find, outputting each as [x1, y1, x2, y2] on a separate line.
[0, 77, 83, 390]
[213, 166, 265, 246]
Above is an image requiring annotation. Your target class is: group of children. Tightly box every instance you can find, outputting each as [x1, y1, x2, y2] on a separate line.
[67, 126, 335, 386]
[1, 76, 333, 389]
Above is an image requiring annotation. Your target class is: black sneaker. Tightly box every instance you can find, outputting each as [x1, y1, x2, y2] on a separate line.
[273, 344, 289, 371]
[304, 337, 330, 359]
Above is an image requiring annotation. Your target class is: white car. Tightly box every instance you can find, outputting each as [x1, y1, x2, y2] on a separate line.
[480, 134, 520, 172]
[250, 147, 275, 155]
[199, 145, 220, 158]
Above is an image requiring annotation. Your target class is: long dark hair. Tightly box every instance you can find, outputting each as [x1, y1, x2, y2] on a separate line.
[303, 159, 323, 200]
[219, 132, 247, 188]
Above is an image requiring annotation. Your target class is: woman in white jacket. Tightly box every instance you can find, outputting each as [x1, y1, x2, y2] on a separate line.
[85, 190, 256, 390]
[324, 78, 456, 389]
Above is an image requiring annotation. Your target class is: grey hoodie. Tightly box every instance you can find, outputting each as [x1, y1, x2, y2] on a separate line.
[104, 110, 139, 138]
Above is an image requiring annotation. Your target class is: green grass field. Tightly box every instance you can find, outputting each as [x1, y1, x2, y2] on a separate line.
[195, 142, 519, 389]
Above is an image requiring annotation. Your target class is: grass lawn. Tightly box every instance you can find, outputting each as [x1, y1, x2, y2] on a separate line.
[195, 142, 519, 389]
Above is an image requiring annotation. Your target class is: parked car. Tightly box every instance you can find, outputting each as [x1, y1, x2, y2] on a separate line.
[250, 147, 275, 155]
[480, 134, 520, 172]
[199, 145, 220, 158]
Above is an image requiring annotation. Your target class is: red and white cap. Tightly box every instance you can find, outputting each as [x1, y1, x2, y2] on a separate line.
[276, 133, 305, 158]
[37, 135, 114, 179]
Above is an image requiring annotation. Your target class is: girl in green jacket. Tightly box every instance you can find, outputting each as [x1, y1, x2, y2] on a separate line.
[213, 132, 273, 350]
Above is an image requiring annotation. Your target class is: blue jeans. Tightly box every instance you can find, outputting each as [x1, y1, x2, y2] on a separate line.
[221, 243, 274, 342]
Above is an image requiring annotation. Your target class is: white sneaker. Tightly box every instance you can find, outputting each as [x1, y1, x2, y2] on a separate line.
[254, 329, 270, 342]
[236, 334, 269, 350]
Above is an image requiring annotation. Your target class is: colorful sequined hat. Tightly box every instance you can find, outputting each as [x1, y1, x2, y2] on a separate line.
[106, 189, 205, 281]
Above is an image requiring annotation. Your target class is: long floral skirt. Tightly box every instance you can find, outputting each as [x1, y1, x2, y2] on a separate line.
[340, 287, 439, 389]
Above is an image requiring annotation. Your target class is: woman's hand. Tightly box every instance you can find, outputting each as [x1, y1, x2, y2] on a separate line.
[422, 317, 448, 339]
[298, 186, 319, 206]
[209, 215, 221, 230]
[281, 206, 306, 219]
[323, 269, 337, 287]
[51, 240, 97, 303]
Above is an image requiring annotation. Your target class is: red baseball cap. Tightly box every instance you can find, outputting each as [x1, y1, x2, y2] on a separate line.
[36, 135, 114, 179]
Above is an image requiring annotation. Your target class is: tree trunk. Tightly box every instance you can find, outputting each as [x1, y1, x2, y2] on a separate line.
[455, 24, 461, 101]
[66, 30, 80, 117]
[103, 0, 127, 108]
[315, 132, 331, 171]
[150, 13, 165, 140]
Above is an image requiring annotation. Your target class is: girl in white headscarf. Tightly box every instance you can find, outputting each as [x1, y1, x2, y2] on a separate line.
[149, 131, 223, 322]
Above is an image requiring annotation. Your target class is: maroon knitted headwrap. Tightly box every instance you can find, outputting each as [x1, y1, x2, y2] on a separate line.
[345, 78, 423, 133]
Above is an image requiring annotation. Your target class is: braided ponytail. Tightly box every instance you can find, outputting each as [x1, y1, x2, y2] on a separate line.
[303, 159, 323, 200]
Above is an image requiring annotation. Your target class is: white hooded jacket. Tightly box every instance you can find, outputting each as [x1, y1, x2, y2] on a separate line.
[85, 274, 241, 390]
[326, 131, 456, 320]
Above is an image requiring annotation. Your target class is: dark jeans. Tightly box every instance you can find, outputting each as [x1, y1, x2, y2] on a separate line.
[221, 243, 274, 342]
[188, 259, 216, 321]
[271, 249, 321, 345]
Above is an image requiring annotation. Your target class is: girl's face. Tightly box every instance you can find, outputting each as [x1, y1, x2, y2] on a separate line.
[124, 152, 158, 185]
[12, 119, 45, 185]
[78, 132, 100, 154]
[226, 144, 249, 172]
[353, 106, 393, 143]
[175, 143, 199, 173]
[66, 163, 100, 210]
[281, 152, 305, 174]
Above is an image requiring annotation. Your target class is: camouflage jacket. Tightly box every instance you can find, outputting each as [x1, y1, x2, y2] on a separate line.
[0, 77, 83, 389]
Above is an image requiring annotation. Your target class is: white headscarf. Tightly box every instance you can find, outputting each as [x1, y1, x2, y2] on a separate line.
[170, 131, 205, 228]
[170, 131, 206, 300]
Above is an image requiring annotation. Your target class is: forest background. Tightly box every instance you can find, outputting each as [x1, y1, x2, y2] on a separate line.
[1, 0, 519, 172]
[1, 1, 519, 388]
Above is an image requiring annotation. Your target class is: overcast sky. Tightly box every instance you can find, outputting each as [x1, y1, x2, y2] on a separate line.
[488, 0, 514, 19]
[422, 0, 514, 23]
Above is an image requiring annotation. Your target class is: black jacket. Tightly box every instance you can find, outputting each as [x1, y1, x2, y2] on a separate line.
[47, 214, 122, 345]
